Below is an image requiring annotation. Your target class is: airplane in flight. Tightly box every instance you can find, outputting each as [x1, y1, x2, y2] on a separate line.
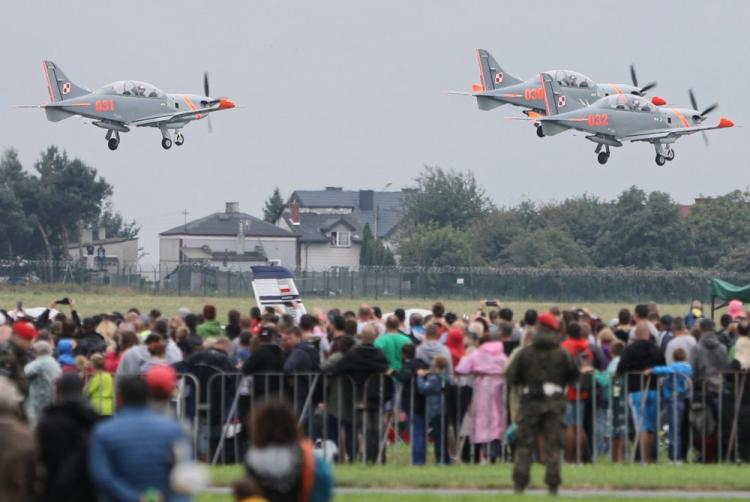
[513, 74, 734, 165]
[17, 61, 236, 150]
[449, 49, 658, 137]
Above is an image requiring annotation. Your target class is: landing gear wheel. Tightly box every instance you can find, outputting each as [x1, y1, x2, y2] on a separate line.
[536, 126, 545, 138]
[655, 154, 666, 166]
[162, 138, 173, 150]
[666, 149, 675, 161]
[175, 133, 184, 146]
[597, 152, 610, 165]
[108, 138, 119, 151]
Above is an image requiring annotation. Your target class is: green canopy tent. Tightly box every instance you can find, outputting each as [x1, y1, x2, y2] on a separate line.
[710, 278, 750, 319]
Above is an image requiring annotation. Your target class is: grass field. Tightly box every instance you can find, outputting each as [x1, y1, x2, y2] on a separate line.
[198, 494, 743, 502]
[208, 463, 750, 491]
[0, 286, 692, 321]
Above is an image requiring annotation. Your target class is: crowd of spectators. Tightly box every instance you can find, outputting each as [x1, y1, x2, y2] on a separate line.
[1, 295, 750, 499]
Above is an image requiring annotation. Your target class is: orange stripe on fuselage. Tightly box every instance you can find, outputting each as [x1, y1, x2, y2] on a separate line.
[181, 95, 202, 120]
[613, 85, 624, 95]
[669, 108, 690, 128]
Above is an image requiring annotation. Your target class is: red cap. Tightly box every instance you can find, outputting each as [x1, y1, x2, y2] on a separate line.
[538, 312, 560, 331]
[13, 321, 37, 341]
[145, 365, 177, 395]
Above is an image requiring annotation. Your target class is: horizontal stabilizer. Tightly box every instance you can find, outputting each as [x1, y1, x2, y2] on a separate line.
[476, 96, 504, 111]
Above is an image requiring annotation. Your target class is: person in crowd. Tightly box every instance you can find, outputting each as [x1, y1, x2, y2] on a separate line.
[444, 326, 466, 369]
[283, 325, 322, 433]
[645, 347, 692, 461]
[325, 324, 390, 463]
[657, 315, 674, 353]
[197, 304, 224, 338]
[37, 373, 100, 502]
[685, 299, 704, 330]
[117, 320, 182, 377]
[415, 323, 453, 373]
[665, 317, 695, 364]
[498, 308, 523, 343]
[226, 309, 242, 340]
[395, 343, 429, 465]
[89, 375, 193, 501]
[723, 336, 750, 461]
[244, 400, 333, 502]
[0, 376, 36, 502]
[0, 320, 37, 396]
[607, 341, 626, 462]
[455, 329, 508, 464]
[690, 318, 728, 462]
[76, 317, 107, 357]
[374, 315, 412, 372]
[618, 321, 665, 463]
[560, 321, 594, 462]
[233, 477, 269, 502]
[597, 328, 616, 366]
[243, 326, 286, 401]
[499, 322, 519, 356]
[612, 308, 632, 344]
[24, 340, 61, 425]
[356, 305, 374, 334]
[86, 353, 114, 416]
[105, 329, 139, 373]
[300, 314, 331, 361]
[507, 312, 579, 495]
[717, 312, 736, 350]
[629, 304, 658, 343]
[235, 331, 253, 367]
[322, 335, 357, 463]
[408, 312, 426, 344]
[416, 356, 452, 464]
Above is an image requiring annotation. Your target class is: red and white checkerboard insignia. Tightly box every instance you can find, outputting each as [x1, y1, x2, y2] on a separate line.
[280, 285, 291, 293]
[62, 82, 72, 95]
[558, 95, 566, 107]
[494, 72, 504, 84]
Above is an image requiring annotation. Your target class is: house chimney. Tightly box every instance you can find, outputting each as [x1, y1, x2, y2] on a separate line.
[290, 201, 301, 225]
[225, 201, 240, 213]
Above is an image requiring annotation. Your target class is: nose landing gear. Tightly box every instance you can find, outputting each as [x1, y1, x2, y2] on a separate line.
[594, 143, 610, 164]
[174, 132, 184, 146]
[105, 130, 120, 151]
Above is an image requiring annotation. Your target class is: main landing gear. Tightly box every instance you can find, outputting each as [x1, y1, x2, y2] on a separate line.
[654, 145, 675, 166]
[160, 128, 173, 150]
[105, 130, 120, 151]
[594, 143, 610, 164]
[536, 124, 545, 138]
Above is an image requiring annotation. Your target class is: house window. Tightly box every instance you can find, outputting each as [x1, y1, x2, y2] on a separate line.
[330, 231, 351, 247]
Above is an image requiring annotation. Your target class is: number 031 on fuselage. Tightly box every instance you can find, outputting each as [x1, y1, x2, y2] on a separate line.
[15, 61, 236, 151]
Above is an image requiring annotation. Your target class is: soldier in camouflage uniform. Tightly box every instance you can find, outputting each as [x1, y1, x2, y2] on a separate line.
[506, 312, 579, 495]
[0, 321, 37, 398]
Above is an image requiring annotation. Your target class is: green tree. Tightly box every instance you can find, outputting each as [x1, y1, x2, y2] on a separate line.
[505, 227, 593, 268]
[404, 166, 493, 228]
[398, 224, 480, 267]
[0, 150, 34, 258]
[95, 200, 140, 239]
[539, 194, 611, 249]
[592, 187, 689, 269]
[34, 146, 113, 258]
[687, 191, 750, 268]
[263, 187, 285, 223]
[360, 224, 396, 266]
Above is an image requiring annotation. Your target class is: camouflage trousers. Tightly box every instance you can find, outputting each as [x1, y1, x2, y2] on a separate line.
[512, 407, 564, 490]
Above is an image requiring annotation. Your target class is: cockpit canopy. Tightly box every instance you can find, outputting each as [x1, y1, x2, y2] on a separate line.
[546, 70, 594, 89]
[597, 94, 655, 113]
[97, 81, 164, 98]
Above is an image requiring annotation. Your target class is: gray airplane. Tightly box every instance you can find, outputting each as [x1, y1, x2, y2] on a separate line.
[17, 61, 236, 150]
[516, 73, 734, 165]
[449, 49, 657, 137]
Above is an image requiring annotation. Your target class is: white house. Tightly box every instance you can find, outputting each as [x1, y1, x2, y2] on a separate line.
[159, 202, 297, 279]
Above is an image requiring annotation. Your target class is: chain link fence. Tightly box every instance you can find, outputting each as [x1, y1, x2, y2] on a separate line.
[2, 260, 749, 302]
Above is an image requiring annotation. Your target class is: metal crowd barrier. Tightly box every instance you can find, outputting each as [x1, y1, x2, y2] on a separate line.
[81, 368, 750, 466]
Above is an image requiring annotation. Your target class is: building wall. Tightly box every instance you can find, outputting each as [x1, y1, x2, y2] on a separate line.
[301, 242, 360, 271]
[72, 239, 139, 270]
[159, 235, 298, 276]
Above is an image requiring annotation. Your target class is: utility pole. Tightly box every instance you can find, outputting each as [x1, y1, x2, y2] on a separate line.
[182, 209, 189, 231]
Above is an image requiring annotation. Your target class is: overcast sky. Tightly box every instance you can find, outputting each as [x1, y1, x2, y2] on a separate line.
[2, 0, 748, 266]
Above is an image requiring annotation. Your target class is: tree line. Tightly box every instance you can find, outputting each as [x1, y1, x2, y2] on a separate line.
[396, 166, 750, 272]
[0, 147, 138, 261]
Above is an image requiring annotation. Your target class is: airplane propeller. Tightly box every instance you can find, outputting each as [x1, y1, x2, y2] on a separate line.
[203, 71, 213, 134]
[630, 64, 657, 95]
[688, 89, 718, 146]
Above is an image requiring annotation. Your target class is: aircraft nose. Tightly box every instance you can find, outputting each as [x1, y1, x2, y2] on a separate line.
[219, 98, 236, 110]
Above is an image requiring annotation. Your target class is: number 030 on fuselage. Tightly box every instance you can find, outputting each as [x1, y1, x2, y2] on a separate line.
[15, 61, 236, 151]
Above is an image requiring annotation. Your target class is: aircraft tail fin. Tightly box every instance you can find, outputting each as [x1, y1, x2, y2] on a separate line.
[475, 49, 522, 91]
[42, 61, 90, 102]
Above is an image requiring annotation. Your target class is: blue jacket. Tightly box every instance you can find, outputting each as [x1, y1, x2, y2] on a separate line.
[652, 362, 693, 401]
[88, 406, 190, 502]
[417, 373, 446, 420]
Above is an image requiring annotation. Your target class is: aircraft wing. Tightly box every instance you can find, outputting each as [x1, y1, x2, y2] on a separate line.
[129, 106, 220, 127]
[623, 119, 734, 142]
